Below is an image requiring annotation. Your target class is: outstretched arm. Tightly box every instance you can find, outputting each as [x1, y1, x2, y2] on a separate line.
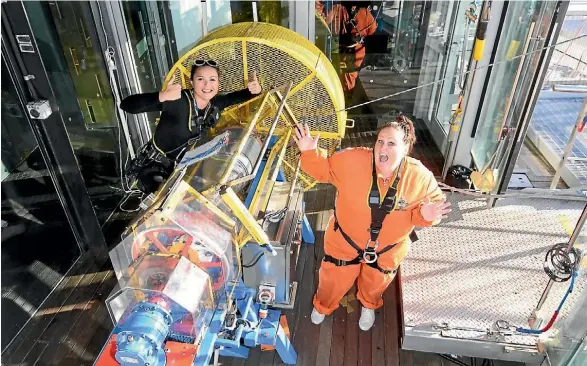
[410, 174, 450, 227]
[215, 71, 262, 110]
[120, 81, 182, 114]
[294, 123, 347, 188]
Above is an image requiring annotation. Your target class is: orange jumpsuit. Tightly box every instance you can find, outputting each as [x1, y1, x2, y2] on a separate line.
[323, 6, 377, 92]
[300, 147, 444, 315]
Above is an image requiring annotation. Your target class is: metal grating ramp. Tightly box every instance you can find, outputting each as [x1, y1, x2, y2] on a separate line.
[402, 195, 586, 363]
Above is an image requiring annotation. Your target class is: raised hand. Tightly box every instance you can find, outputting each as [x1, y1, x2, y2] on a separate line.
[292, 123, 319, 152]
[420, 197, 452, 222]
[248, 71, 262, 95]
[159, 80, 182, 102]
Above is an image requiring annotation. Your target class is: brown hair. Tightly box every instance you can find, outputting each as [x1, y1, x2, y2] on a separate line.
[376, 114, 417, 153]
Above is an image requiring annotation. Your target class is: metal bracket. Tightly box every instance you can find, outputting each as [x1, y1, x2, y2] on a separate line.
[26, 100, 53, 120]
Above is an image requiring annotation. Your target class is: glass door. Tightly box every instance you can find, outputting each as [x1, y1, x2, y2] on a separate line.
[1, 42, 81, 352]
[23, 1, 130, 225]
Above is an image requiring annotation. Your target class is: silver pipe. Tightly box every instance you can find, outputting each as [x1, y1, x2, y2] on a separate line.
[458, 22, 471, 90]
[254, 82, 293, 174]
[227, 82, 293, 188]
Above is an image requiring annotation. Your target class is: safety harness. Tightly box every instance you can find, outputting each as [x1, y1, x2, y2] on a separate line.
[128, 90, 220, 194]
[323, 158, 405, 274]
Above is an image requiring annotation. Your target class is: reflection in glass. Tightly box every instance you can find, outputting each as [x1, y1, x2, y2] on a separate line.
[471, 1, 553, 180]
[25, 1, 126, 225]
[122, 1, 174, 131]
[1, 56, 81, 351]
[169, 0, 204, 56]
[434, 1, 480, 133]
[312, 1, 451, 175]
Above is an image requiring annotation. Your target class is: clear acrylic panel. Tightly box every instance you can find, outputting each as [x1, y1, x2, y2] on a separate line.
[106, 254, 213, 343]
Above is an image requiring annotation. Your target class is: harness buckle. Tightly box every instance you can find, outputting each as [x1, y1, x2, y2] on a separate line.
[363, 240, 379, 264]
[369, 222, 382, 235]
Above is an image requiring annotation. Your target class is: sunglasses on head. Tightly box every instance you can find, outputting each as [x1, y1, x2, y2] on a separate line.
[193, 59, 219, 68]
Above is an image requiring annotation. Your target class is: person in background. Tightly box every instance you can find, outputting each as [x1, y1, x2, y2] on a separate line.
[318, 2, 378, 92]
[293, 115, 451, 331]
[120, 60, 262, 193]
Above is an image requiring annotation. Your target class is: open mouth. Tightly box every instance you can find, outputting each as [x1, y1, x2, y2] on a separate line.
[379, 154, 389, 163]
[201, 89, 214, 94]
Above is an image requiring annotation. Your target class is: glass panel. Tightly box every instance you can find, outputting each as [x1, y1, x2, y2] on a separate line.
[206, 1, 290, 34]
[411, 0, 463, 147]
[169, 0, 204, 56]
[24, 1, 127, 226]
[313, 1, 449, 176]
[1, 56, 81, 351]
[523, 14, 587, 189]
[470, 1, 542, 173]
[314, 0, 333, 59]
[257, 1, 290, 28]
[434, 1, 480, 134]
[167, 1, 291, 57]
[122, 1, 174, 131]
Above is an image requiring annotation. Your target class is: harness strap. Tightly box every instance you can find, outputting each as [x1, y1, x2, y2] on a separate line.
[333, 217, 398, 256]
[368, 158, 404, 243]
[323, 254, 396, 275]
[332, 214, 398, 274]
[327, 156, 406, 274]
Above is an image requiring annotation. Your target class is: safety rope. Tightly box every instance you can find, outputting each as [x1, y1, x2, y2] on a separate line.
[438, 182, 587, 201]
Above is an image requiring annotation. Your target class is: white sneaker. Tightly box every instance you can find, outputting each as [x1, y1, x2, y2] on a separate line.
[311, 307, 325, 325]
[359, 307, 375, 331]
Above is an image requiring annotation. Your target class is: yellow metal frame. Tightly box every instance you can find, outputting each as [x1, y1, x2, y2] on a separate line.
[247, 133, 288, 215]
[220, 186, 271, 246]
[160, 22, 349, 192]
[258, 131, 291, 214]
[282, 159, 313, 186]
[162, 22, 346, 140]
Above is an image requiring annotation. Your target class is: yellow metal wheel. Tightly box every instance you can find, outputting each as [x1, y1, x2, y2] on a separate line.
[164, 22, 346, 190]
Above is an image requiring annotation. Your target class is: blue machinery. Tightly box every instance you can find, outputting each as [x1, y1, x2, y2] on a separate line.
[95, 86, 319, 366]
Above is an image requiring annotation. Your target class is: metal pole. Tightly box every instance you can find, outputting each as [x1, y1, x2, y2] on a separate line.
[566, 203, 587, 252]
[226, 82, 293, 188]
[252, 2, 258, 22]
[286, 158, 301, 208]
[535, 203, 587, 312]
[550, 96, 587, 189]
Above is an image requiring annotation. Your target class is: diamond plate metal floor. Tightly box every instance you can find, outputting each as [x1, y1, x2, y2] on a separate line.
[402, 195, 586, 349]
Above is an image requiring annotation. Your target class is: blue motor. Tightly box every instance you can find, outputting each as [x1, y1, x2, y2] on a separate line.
[115, 302, 172, 366]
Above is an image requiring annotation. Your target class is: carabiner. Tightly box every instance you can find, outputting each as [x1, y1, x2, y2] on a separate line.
[363, 240, 379, 264]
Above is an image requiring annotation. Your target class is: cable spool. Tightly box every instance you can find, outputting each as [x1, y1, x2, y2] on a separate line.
[543, 243, 581, 282]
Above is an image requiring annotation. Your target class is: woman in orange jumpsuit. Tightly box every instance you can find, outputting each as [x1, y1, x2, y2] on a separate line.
[293, 116, 451, 330]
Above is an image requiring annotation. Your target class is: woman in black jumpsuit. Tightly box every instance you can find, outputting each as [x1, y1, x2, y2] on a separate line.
[121, 60, 262, 193]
